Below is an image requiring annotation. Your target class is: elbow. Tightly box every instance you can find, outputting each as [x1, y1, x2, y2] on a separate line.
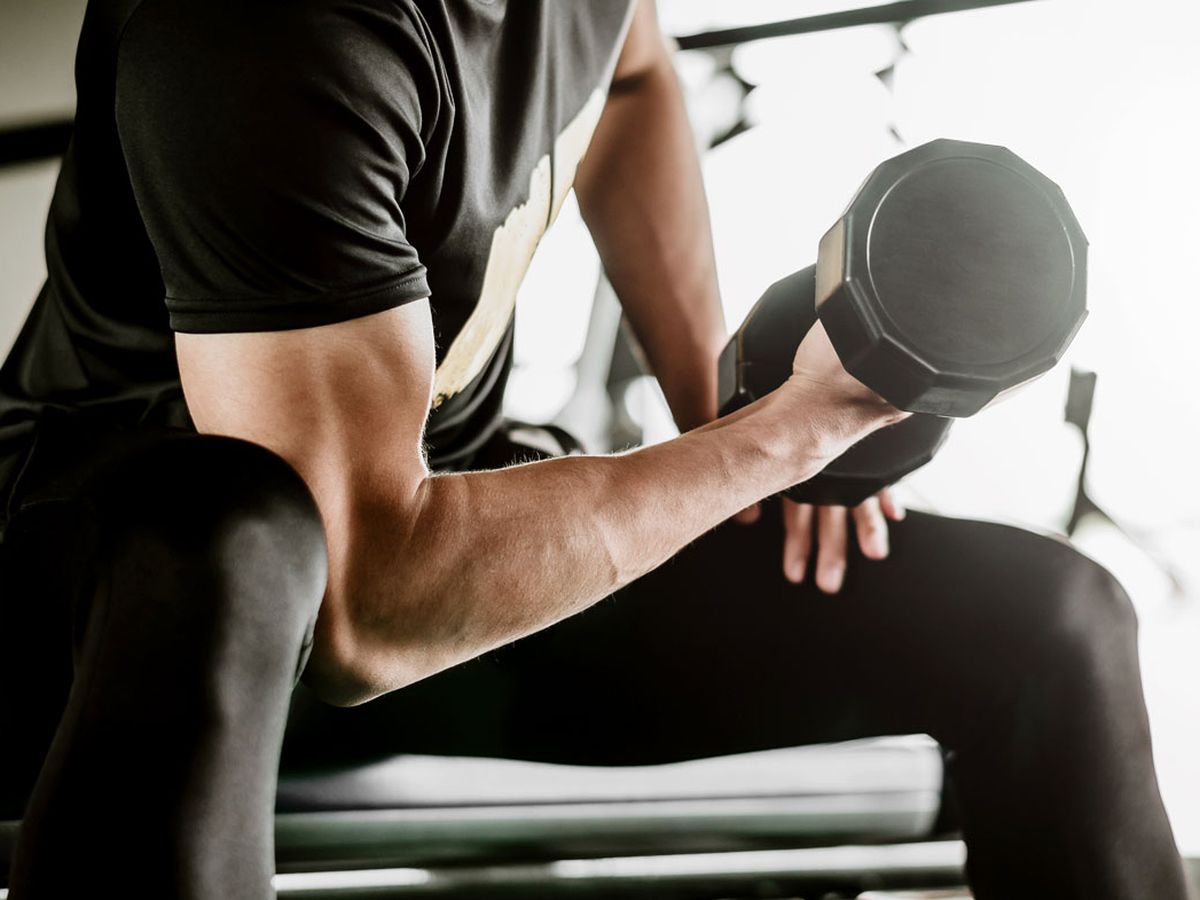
[299, 478, 469, 706]
[302, 618, 388, 707]
[300, 598, 425, 707]
[300, 487, 433, 706]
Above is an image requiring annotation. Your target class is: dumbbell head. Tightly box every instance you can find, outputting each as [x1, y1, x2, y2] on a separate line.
[816, 139, 1088, 417]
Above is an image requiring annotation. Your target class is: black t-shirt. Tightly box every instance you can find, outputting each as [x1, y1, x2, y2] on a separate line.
[0, 0, 634, 516]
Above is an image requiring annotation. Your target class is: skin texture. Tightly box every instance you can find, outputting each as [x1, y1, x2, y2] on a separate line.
[176, 1, 904, 707]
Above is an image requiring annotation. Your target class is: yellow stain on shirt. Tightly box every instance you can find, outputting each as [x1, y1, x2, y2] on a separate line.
[431, 86, 607, 408]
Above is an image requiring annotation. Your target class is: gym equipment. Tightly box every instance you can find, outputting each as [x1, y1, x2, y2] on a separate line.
[1, 738, 954, 898]
[857, 891, 972, 899]
[718, 139, 1087, 506]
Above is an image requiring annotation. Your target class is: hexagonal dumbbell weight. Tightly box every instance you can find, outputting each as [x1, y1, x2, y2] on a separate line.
[718, 139, 1088, 506]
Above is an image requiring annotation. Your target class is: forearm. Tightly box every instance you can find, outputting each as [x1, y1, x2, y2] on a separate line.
[576, 53, 726, 431]
[316, 381, 881, 703]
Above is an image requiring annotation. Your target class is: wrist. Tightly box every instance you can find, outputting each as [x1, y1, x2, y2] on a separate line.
[764, 377, 902, 482]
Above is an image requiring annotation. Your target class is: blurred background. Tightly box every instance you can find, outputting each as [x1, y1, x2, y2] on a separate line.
[1, 0, 1197, 875]
[515, 0, 1200, 855]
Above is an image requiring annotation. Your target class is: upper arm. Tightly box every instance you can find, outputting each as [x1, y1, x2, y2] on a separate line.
[176, 301, 436, 612]
[610, 0, 671, 91]
[176, 302, 437, 699]
[176, 303, 435, 504]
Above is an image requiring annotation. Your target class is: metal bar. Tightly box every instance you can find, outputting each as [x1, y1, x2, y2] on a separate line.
[271, 841, 968, 898]
[674, 0, 1042, 50]
[274, 792, 939, 871]
[0, 120, 72, 168]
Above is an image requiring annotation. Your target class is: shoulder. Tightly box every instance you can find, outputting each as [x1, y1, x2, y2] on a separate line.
[117, 0, 447, 156]
[120, 1, 442, 112]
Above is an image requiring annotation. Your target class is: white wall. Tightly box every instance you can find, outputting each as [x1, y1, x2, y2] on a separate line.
[0, 161, 58, 356]
[0, 0, 85, 355]
[0, 0, 85, 127]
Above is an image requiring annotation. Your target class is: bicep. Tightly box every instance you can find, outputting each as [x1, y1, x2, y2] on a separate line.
[176, 300, 436, 526]
[179, 300, 443, 703]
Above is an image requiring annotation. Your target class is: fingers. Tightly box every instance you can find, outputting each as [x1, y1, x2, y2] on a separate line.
[815, 505, 849, 593]
[781, 499, 814, 583]
[734, 503, 762, 525]
[852, 496, 890, 561]
[878, 486, 906, 522]
[782, 490, 901, 595]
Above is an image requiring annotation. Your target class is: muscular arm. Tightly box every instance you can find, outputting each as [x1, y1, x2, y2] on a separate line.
[575, 0, 726, 432]
[178, 304, 892, 706]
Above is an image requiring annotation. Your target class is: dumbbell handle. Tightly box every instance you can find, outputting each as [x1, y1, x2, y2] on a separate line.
[718, 266, 953, 506]
[718, 268, 813, 416]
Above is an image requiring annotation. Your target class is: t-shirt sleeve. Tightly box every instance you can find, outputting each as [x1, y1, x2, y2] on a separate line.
[114, 0, 441, 333]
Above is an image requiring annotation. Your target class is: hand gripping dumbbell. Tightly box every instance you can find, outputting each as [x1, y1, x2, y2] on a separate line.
[718, 139, 1088, 506]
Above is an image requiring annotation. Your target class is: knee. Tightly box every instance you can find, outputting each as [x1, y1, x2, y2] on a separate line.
[92, 434, 328, 644]
[1032, 541, 1138, 673]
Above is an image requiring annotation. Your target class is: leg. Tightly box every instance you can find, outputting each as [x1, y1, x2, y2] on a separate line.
[283, 506, 1186, 899]
[4, 432, 326, 899]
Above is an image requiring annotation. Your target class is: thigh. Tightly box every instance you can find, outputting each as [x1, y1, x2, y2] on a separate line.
[283, 502, 1083, 768]
[497, 504, 1086, 764]
[0, 417, 313, 816]
[0, 500, 90, 818]
[0, 419, 161, 817]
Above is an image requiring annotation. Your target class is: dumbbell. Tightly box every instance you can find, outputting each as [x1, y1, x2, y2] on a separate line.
[718, 139, 1088, 506]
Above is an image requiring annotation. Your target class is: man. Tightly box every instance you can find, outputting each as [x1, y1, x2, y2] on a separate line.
[0, 0, 1188, 897]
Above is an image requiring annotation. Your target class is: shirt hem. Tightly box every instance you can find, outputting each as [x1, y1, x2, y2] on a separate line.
[167, 271, 430, 334]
